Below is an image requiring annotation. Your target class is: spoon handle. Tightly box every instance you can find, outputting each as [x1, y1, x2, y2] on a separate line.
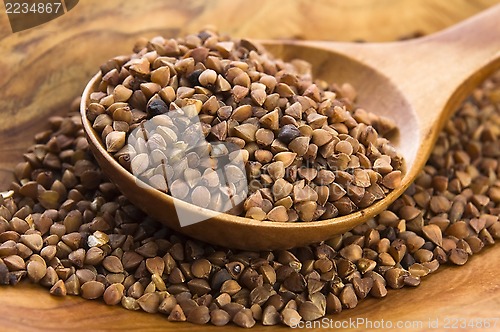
[305, 4, 500, 134]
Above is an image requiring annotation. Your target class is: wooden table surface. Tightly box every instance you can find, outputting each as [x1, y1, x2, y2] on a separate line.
[1, 1, 499, 331]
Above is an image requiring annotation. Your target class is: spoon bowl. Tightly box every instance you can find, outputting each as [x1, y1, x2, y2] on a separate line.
[81, 6, 500, 250]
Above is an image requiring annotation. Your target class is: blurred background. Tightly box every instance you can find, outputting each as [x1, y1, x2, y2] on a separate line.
[0, 0, 498, 188]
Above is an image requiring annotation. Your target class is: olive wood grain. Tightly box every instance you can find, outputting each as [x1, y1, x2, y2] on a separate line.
[1, 1, 499, 331]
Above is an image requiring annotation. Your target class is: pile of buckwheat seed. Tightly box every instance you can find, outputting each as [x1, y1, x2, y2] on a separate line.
[86, 30, 405, 222]
[0, 44, 499, 328]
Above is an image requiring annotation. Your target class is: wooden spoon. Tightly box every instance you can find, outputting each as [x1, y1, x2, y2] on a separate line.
[81, 5, 500, 250]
